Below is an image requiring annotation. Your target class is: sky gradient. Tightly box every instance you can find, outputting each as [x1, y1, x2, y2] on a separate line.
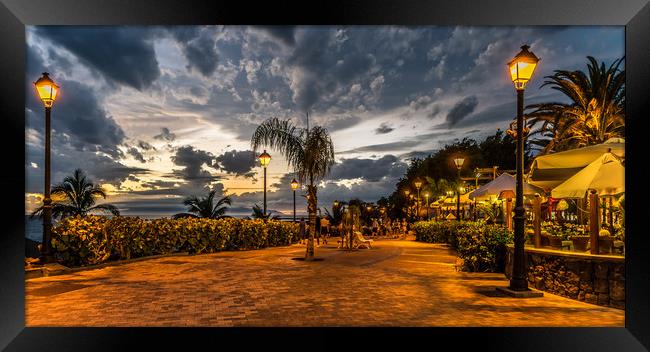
[25, 26, 624, 217]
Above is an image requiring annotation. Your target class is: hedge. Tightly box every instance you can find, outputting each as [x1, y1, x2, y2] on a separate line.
[412, 220, 513, 272]
[51, 216, 299, 267]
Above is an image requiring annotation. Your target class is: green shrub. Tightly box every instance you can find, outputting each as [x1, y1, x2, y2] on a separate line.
[51, 216, 299, 267]
[412, 219, 513, 272]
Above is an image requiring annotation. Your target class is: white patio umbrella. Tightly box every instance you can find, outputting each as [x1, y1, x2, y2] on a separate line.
[527, 138, 625, 190]
[551, 152, 624, 199]
[469, 173, 544, 200]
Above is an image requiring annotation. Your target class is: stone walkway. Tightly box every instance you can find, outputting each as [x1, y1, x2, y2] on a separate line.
[25, 238, 624, 327]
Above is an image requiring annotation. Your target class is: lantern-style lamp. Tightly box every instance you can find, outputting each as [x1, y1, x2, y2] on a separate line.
[414, 178, 423, 190]
[258, 150, 271, 167]
[290, 178, 299, 191]
[34, 72, 60, 108]
[507, 45, 540, 91]
[453, 157, 465, 170]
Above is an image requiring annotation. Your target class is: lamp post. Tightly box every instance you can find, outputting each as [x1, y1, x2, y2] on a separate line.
[290, 178, 299, 222]
[258, 150, 271, 216]
[404, 189, 411, 220]
[474, 170, 481, 220]
[34, 72, 59, 264]
[453, 157, 465, 221]
[506, 44, 540, 293]
[414, 178, 423, 220]
[424, 192, 430, 220]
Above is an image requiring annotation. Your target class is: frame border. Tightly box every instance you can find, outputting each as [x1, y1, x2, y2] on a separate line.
[1, 0, 648, 350]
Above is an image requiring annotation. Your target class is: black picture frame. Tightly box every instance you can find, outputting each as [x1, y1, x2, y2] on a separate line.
[1, 0, 648, 350]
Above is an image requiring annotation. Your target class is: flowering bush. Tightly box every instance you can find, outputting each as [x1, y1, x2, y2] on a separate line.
[541, 221, 585, 239]
[413, 220, 513, 272]
[51, 216, 299, 267]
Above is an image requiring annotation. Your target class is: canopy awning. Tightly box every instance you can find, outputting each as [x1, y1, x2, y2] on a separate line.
[469, 173, 544, 200]
[551, 152, 625, 198]
[527, 138, 625, 190]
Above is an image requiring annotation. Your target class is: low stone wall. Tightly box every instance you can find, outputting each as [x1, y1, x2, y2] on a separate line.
[505, 245, 624, 309]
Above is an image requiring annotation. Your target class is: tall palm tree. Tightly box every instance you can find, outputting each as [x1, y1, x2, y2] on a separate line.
[173, 190, 232, 219]
[323, 203, 344, 226]
[30, 168, 120, 219]
[526, 56, 625, 154]
[251, 115, 335, 260]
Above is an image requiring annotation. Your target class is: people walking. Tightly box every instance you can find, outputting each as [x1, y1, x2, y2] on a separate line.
[299, 217, 306, 244]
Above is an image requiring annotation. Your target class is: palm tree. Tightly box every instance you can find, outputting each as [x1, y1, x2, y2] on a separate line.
[30, 168, 120, 219]
[251, 115, 335, 260]
[173, 190, 231, 219]
[323, 203, 344, 226]
[526, 56, 625, 154]
[251, 203, 281, 220]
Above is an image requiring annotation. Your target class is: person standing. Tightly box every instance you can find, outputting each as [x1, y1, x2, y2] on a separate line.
[321, 217, 330, 245]
[299, 217, 306, 244]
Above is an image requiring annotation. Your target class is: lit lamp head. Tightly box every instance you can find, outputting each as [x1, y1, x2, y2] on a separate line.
[459, 186, 466, 193]
[424, 192, 429, 199]
[414, 178, 423, 190]
[507, 45, 540, 91]
[453, 157, 465, 170]
[404, 189, 411, 197]
[258, 150, 271, 168]
[34, 72, 60, 108]
[290, 178, 299, 191]
[333, 200, 339, 207]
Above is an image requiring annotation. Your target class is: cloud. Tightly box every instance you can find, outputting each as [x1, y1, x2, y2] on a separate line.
[35, 26, 160, 90]
[338, 140, 422, 154]
[375, 122, 394, 134]
[166, 27, 219, 77]
[26, 46, 126, 158]
[328, 155, 407, 182]
[215, 150, 257, 176]
[253, 26, 297, 47]
[153, 127, 176, 141]
[170, 145, 218, 181]
[446, 95, 479, 126]
[127, 147, 147, 163]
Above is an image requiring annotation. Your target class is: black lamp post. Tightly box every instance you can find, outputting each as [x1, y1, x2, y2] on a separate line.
[414, 178, 422, 220]
[34, 72, 59, 264]
[424, 192, 430, 220]
[506, 44, 540, 292]
[403, 189, 411, 220]
[453, 157, 465, 221]
[258, 150, 271, 216]
[474, 170, 481, 220]
[290, 178, 299, 222]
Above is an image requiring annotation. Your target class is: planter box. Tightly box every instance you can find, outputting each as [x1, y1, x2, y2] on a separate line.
[599, 236, 614, 254]
[548, 235, 564, 249]
[571, 236, 590, 252]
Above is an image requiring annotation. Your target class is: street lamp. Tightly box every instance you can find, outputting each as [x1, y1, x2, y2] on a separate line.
[474, 170, 482, 220]
[290, 178, 299, 222]
[414, 178, 423, 220]
[34, 72, 59, 264]
[453, 157, 465, 221]
[424, 192, 430, 220]
[258, 150, 271, 217]
[506, 44, 540, 294]
[404, 189, 411, 219]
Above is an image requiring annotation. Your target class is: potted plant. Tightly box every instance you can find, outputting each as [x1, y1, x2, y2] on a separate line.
[570, 234, 590, 251]
[598, 225, 614, 254]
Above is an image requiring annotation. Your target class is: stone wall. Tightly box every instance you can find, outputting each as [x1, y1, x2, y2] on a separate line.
[505, 246, 624, 309]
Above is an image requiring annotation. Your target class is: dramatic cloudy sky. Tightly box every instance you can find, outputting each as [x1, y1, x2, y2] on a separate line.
[25, 26, 624, 217]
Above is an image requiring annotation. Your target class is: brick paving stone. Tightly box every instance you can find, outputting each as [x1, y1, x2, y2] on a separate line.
[25, 239, 624, 327]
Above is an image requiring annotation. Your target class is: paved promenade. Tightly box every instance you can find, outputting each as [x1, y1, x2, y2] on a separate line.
[25, 238, 624, 326]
